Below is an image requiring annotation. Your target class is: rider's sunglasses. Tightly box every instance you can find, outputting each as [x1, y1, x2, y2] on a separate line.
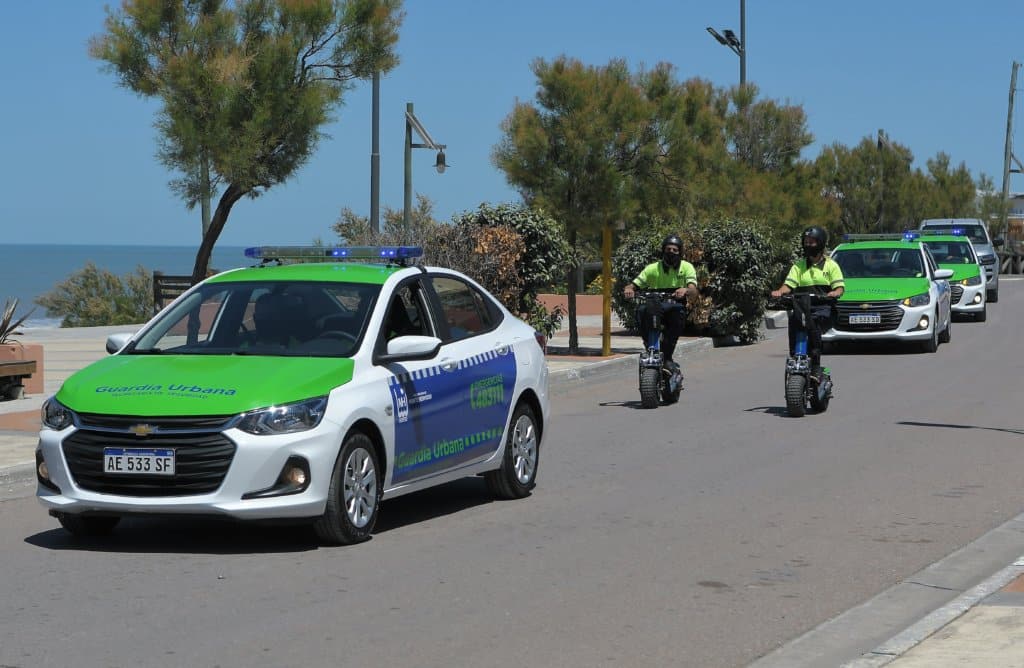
[664, 247, 681, 255]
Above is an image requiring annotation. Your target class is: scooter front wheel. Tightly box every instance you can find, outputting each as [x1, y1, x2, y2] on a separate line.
[639, 367, 660, 409]
[785, 374, 807, 417]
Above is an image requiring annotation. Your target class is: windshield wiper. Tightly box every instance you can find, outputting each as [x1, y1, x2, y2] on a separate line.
[126, 348, 163, 355]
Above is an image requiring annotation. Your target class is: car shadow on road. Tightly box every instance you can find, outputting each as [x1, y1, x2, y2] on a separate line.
[825, 341, 933, 356]
[24, 516, 321, 554]
[372, 477, 495, 535]
[898, 420, 1024, 436]
[24, 479, 512, 553]
[24, 479, 507, 553]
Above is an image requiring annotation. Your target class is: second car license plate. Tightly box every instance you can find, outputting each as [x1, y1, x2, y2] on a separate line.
[103, 448, 175, 475]
[848, 313, 881, 324]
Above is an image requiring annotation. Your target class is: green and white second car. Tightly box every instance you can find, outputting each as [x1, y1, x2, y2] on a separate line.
[36, 246, 550, 545]
[915, 230, 987, 322]
[824, 234, 954, 353]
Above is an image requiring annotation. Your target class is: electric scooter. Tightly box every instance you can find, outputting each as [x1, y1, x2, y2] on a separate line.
[774, 293, 836, 417]
[634, 289, 685, 409]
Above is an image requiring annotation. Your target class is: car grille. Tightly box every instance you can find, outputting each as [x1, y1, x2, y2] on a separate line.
[62, 417, 236, 496]
[836, 301, 904, 332]
[951, 285, 964, 305]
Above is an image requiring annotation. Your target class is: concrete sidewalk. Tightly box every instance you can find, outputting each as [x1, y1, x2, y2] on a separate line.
[3, 317, 1024, 667]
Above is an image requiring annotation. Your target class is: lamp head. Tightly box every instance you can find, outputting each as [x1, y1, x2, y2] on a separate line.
[434, 150, 447, 174]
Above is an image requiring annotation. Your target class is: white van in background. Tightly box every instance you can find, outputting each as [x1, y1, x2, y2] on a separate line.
[919, 218, 1003, 303]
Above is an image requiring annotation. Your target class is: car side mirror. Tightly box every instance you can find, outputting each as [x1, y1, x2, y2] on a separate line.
[374, 335, 442, 365]
[993, 237, 1005, 248]
[105, 333, 134, 354]
[933, 268, 954, 280]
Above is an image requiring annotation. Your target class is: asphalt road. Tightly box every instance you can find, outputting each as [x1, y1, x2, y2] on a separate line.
[2, 282, 1023, 668]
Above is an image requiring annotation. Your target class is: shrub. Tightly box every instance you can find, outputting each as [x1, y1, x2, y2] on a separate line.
[451, 203, 571, 337]
[698, 218, 776, 344]
[36, 263, 152, 327]
[1, 298, 35, 343]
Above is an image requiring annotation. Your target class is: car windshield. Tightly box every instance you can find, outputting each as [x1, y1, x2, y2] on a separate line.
[922, 224, 988, 245]
[833, 249, 924, 278]
[126, 280, 381, 357]
[922, 240, 977, 264]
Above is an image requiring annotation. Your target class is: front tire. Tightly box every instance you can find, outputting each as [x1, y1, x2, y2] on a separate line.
[314, 432, 381, 546]
[785, 374, 807, 417]
[976, 305, 987, 322]
[639, 367, 660, 409]
[485, 403, 540, 499]
[988, 289, 999, 304]
[57, 513, 120, 537]
[921, 315, 939, 353]
[939, 314, 951, 343]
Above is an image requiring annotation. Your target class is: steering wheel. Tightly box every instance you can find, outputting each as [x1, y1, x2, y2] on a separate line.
[320, 330, 358, 345]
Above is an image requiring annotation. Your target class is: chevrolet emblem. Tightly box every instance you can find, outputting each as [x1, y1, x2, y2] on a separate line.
[129, 423, 156, 437]
[860, 303, 870, 309]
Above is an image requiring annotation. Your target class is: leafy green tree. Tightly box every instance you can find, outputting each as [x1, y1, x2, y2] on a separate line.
[494, 57, 656, 352]
[36, 264, 152, 327]
[975, 173, 1008, 234]
[91, 0, 404, 284]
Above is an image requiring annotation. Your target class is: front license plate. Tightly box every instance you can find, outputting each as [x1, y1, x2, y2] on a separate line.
[103, 448, 175, 475]
[848, 313, 881, 324]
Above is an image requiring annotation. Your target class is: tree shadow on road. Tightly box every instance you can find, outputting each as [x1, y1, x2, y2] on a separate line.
[898, 420, 1024, 436]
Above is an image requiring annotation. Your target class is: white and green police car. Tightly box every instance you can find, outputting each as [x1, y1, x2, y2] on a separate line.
[824, 234, 954, 353]
[914, 230, 987, 322]
[36, 246, 549, 545]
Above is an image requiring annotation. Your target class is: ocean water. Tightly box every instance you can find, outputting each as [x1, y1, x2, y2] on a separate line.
[1, 244, 251, 328]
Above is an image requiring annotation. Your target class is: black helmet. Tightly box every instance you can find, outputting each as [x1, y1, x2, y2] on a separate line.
[801, 226, 828, 247]
[661, 234, 683, 252]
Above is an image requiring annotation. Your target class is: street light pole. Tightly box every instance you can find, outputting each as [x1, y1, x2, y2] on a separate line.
[370, 71, 380, 236]
[706, 0, 746, 86]
[404, 102, 447, 229]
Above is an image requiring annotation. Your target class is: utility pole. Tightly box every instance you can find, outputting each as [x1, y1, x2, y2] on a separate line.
[999, 61, 1019, 244]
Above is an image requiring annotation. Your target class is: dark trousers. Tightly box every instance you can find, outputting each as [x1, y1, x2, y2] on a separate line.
[636, 300, 686, 361]
[787, 306, 833, 367]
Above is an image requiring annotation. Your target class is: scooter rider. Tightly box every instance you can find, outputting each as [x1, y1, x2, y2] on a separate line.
[770, 226, 845, 379]
[623, 234, 698, 372]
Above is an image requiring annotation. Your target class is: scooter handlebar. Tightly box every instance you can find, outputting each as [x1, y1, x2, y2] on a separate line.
[769, 293, 837, 310]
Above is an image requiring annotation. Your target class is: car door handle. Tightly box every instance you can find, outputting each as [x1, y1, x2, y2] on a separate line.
[440, 359, 458, 372]
[494, 344, 509, 355]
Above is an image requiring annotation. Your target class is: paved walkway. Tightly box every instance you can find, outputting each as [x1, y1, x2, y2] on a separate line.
[3, 314, 1024, 666]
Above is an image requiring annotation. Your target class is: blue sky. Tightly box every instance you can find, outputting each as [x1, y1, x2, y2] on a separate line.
[2, 1, 1022, 247]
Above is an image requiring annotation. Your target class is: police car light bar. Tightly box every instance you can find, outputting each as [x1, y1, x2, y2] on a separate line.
[245, 245, 424, 261]
[915, 228, 966, 237]
[842, 233, 916, 241]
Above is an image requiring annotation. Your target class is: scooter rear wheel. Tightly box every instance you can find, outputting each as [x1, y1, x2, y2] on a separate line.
[639, 367, 660, 409]
[785, 374, 807, 417]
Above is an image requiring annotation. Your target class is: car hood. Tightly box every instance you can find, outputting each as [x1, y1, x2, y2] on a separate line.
[936, 264, 981, 281]
[56, 355, 354, 416]
[840, 277, 931, 302]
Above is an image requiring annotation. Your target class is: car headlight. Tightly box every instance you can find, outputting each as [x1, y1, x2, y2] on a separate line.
[902, 293, 930, 307]
[236, 397, 328, 435]
[963, 274, 982, 286]
[41, 397, 75, 430]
